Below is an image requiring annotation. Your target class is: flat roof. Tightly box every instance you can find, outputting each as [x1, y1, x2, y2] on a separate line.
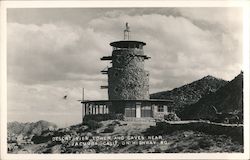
[81, 99, 173, 104]
[110, 41, 146, 48]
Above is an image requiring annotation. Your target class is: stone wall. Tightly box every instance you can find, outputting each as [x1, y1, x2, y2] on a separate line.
[108, 49, 149, 100]
[83, 113, 124, 122]
[112, 49, 145, 69]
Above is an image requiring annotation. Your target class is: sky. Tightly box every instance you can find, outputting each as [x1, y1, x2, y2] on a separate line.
[7, 8, 243, 127]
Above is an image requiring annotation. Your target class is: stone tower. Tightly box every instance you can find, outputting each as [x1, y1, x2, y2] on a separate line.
[82, 23, 172, 120]
[101, 23, 150, 101]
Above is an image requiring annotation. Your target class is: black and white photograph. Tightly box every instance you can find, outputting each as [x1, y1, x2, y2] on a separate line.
[1, 1, 249, 159]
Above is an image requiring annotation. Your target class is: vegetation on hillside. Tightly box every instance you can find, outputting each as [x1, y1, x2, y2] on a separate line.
[150, 75, 228, 117]
[180, 72, 243, 123]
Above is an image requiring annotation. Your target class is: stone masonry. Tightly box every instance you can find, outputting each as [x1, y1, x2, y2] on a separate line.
[108, 48, 149, 100]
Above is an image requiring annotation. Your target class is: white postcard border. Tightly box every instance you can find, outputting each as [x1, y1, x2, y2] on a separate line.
[1, 1, 249, 159]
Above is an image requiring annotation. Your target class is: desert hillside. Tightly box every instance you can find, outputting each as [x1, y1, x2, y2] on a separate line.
[8, 120, 243, 153]
[180, 72, 243, 122]
[150, 75, 228, 117]
[8, 120, 57, 136]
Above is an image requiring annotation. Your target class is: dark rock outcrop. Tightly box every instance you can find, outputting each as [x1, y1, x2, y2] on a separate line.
[180, 72, 243, 123]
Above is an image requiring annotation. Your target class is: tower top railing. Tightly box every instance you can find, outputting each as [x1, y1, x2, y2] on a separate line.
[112, 47, 143, 51]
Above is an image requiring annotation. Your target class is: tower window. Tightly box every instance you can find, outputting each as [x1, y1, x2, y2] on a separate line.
[115, 88, 119, 92]
[115, 72, 119, 77]
[117, 56, 122, 63]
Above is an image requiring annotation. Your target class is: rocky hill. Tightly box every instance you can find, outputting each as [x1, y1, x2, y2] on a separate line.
[8, 120, 57, 136]
[150, 75, 228, 117]
[180, 72, 243, 123]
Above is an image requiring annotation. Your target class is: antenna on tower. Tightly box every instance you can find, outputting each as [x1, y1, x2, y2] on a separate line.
[124, 22, 130, 40]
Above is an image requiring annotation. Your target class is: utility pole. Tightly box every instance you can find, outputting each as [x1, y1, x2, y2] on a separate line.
[82, 88, 84, 123]
[82, 88, 84, 102]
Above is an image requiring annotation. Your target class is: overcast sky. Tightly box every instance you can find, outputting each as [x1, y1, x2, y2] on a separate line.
[7, 8, 242, 127]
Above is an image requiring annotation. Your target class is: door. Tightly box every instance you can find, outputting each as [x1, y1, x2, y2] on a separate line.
[124, 102, 136, 117]
[141, 106, 152, 117]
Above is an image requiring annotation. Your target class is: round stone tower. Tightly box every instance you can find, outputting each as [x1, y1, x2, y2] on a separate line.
[101, 23, 150, 101]
[108, 40, 150, 100]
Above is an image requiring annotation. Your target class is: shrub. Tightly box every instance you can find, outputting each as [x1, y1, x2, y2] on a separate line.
[83, 113, 124, 122]
[165, 145, 184, 153]
[102, 126, 114, 133]
[42, 148, 52, 153]
[197, 138, 214, 149]
[154, 148, 162, 153]
[164, 113, 181, 121]
[31, 135, 52, 144]
[188, 143, 200, 150]
[83, 120, 102, 131]
[111, 120, 121, 126]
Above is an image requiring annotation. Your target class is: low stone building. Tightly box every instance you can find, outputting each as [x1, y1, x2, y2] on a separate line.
[81, 23, 173, 121]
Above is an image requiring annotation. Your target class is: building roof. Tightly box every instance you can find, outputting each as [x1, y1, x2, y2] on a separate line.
[110, 40, 146, 48]
[81, 99, 173, 104]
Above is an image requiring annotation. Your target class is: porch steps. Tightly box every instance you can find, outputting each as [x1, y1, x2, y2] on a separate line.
[124, 117, 155, 122]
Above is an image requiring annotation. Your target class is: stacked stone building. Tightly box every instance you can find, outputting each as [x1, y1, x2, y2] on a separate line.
[81, 23, 172, 120]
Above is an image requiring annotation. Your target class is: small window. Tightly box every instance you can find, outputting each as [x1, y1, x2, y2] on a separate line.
[117, 56, 122, 63]
[158, 105, 164, 112]
[115, 88, 119, 92]
[115, 72, 119, 77]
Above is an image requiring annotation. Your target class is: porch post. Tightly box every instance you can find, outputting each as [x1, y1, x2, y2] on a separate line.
[86, 103, 89, 115]
[93, 105, 96, 114]
[98, 105, 101, 114]
[136, 102, 141, 118]
[99, 105, 102, 114]
[95, 104, 99, 114]
[82, 103, 85, 117]
[105, 105, 108, 114]
[90, 104, 93, 114]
